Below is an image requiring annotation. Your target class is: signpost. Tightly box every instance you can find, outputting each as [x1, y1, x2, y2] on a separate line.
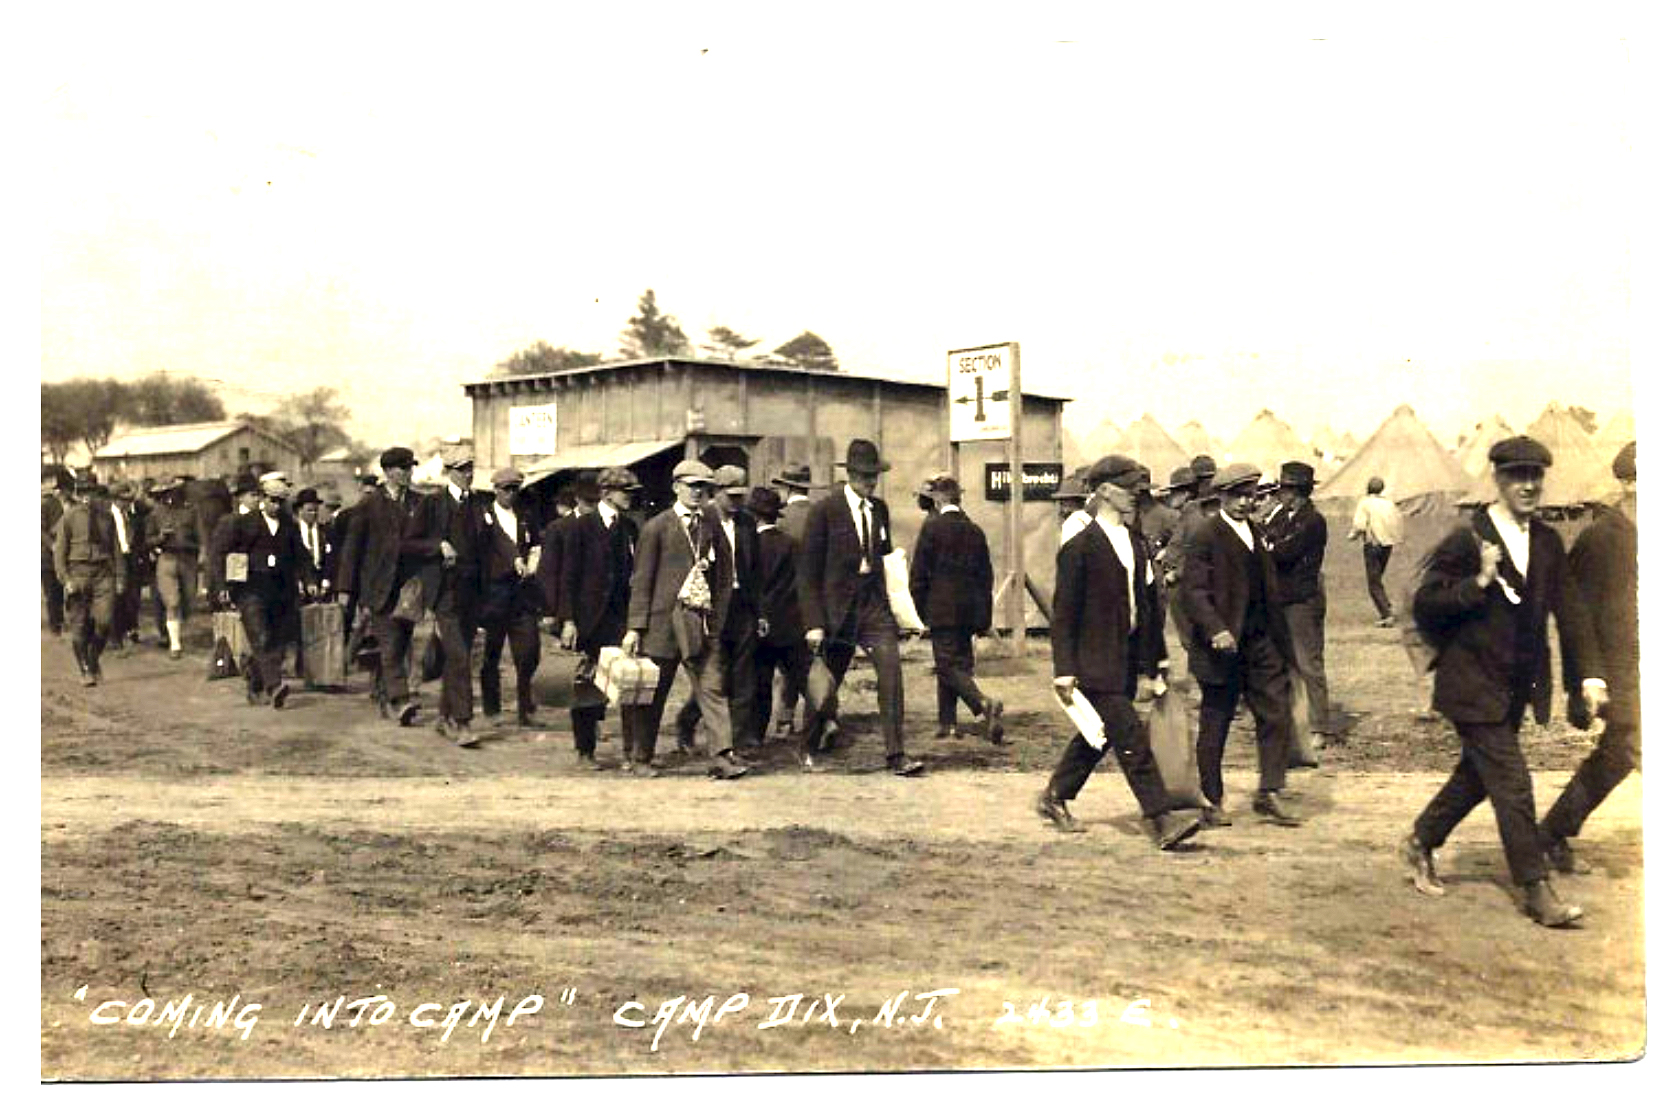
[947, 342, 1025, 653]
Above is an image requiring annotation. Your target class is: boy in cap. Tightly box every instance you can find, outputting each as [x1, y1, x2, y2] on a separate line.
[1261, 460, 1330, 763]
[556, 466, 641, 763]
[1538, 441, 1639, 874]
[1181, 462, 1303, 827]
[910, 474, 1003, 743]
[1402, 436, 1605, 927]
[220, 474, 308, 707]
[1040, 455, 1199, 849]
[478, 466, 546, 729]
[338, 447, 425, 724]
[54, 474, 126, 685]
[404, 449, 486, 747]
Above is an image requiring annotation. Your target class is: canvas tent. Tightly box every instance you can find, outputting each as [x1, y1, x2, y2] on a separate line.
[1173, 419, 1222, 461]
[1225, 409, 1312, 471]
[1062, 426, 1087, 471]
[1333, 431, 1361, 457]
[1458, 402, 1615, 510]
[1593, 410, 1635, 462]
[1112, 413, 1191, 484]
[1075, 414, 1124, 460]
[1454, 414, 1515, 480]
[1315, 403, 1474, 508]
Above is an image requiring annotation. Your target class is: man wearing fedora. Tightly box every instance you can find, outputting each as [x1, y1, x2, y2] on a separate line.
[797, 438, 923, 776]
[218, 475, 307, 708]
[478, 466, 546, 730]
[910, 474, 1003, 743]
[1039, 455, 1199, 849]
[1052, 467, 1094, 547]
[1538, 441, 1639, 876]
[1403, 436, 1606, 927]
[622, 459, 750, 779]
[338, 447, 425, 725]
[404, 449, 486, 748]
[54, 474, 126, 686]
[556, 466, 642, 764]
[773, 463, 817, 544]
[1262, 460, 1331, 764]
[1181, 461, 1303, 827]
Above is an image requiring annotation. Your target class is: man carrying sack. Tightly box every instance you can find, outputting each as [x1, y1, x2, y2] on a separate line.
[219, 474, 308, 708]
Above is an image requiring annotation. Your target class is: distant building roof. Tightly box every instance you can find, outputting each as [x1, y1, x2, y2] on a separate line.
[93, 420, 298, 460]
[462, 355, 1072, 402]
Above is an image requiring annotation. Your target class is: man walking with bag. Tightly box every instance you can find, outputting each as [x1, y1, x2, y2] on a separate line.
[338, 447, 424, 726]
[558, 466, 642, 766]
[404, 450, 486, 748]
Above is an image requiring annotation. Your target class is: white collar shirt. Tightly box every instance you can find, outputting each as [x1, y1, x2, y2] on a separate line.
[1094, 513, 1138, 631]
[844, 485, 873, 574]
[1220, 510, 1256, 552]
[1487, 505, 1531, 580]
[110, 504, 129, 553]
[718, 513, 738, 587]
[261, 511, 281, 537]
[495, 503, 519, 543]
[447, 481, 465, 503]
[598, 500, 618, 530]
[1060, 508, 1092, 547]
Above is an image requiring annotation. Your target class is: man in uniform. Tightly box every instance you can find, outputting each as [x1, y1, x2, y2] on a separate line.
[1402, 436, 1604, 928]
[478, 467, 546, 729]
[404, 449, 485, 748]
[1262, 460, 1331, 763]
[1181, 462, 1302, 828]
[218, 475, 309, 707]
[556, 466, 641, 765]
[1038, 455, 1200, 850]
[797, 439, 923, 776]
[54, 474, 125, 685]
[1348, 476, 1405, 627]
[338, 447, 424, 725]
[146, 477, 200, 659]
[910, 474, 1002, 743]
[1538, 442, 1639, 874]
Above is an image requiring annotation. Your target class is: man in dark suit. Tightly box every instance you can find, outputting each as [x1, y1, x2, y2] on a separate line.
[331, 474, 378, 643]
[218, 476, 309, 708]
[478, 467, 545, 729]
[622, 459, 749, 779]
[797, 439, 923, 776]
[1261, 460, 1330, 764]
[1039, 455, 1200, 849]
[768, 463, 818, 736]
[747, 486, 812, 760]
[42, 479, 67, 636]
[557, 466, 641, 765]
[1403, 436, 1605, 928]
[337, 447, 424, 726]
[910, 475, 1003, 743]
[1181, 462, 1302, 827]
[206, 476, 259, 612]
[1539, 441, 1638, 874]
[536, 476, 596, 629]
[54, 474, 126, 686]
[404, 449, 486, 748]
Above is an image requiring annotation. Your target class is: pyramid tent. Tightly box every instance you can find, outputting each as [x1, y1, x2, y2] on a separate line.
[1458, 402, 1615, 509]
[1225, 409, 1312, 471]
[1593, 410, 1635, 462]
[1454, 414, 1515, 479]
[1112, 414, 1192, 484]
[1077, 414, 1125, 460]
[1315, 404, 1474, 504]
[1173, 419, 1222, 461]
[1334, 430, 1361, 457]
[1062, 427, 1087, 471]
[1308, 422, 1341, 457]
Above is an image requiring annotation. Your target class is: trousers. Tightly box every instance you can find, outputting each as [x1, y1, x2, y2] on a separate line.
[1047, 686, 1171, 818]
[372, 611, 416, 707]
[802, 578, 905, 759]
[434, 608, 477, 724]
[1282, 587, 1331, 734]
[630, 645, 731, 764]
[64, 563, 116, 673]
[1414, 707, 1547, 885]
[676, 611, 759, 753]
[1195, 629, 1292, 805]
[755, 638, 812, 734]
[1542, 719, 1641, 841]
[480, 610, 540, 718]
[156, 552, 198, 621]
[1363, 544, 1394, 620]
[930, 626, 986, 727]
[236, 591, 292, 697]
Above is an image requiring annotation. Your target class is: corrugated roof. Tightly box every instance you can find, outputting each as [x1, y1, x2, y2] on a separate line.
[461, 356, 1073, 402]
[94, 421, 296, 459]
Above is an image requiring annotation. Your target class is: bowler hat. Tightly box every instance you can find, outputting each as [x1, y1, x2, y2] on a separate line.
[836, 439, 890, 474]
[1190, 455, 1218, 479]
[293, 487, 321, 507]
[572, 470, 602, 503]
[596, 466, 641, 491]
[1278, 461, 1316, 488]
[380, 446, 417, 470]
[1085, 454, 1144, 491]
[672, 459, 716, 484]
[1214, 462, 1263, 493]
[745, 486, 783, 520]
[1489, 436, 1553, 471]
[232, 475, 259, 496]
[1613, 441, 1636, 482]
[771, 463, 814, 490]
[713, 464, 749, 493]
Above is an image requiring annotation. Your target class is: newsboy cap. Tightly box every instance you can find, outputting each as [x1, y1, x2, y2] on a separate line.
[380, 446, 417, 470]
[1613, 441, 1636, 482]
[1214, 462, 1263, 494]
[672, 459, 716, 483]
[713, 464, 749, 493]
[1085, 454, 1145, 491]
[490, 467, 524, 489]
[441, 448, 474, 471]
[260, 476, 292, 499]
[1278, 461, 1316, 488]
[1489, 436, 1553, 471]
[1168, 465, 1196, 490]
[596, 466, 641, 491]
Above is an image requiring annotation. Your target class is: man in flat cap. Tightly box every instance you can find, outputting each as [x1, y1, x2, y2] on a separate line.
[477, 466, 545, 730]
[556, 466, 642, 764]
[797, 438, 923, 776]
[1348, 476, 1405, 627]
[621, 459, 750, 779]
[1403, 436, 1605, 927]
[1040, 455, 1200, 849]
[404, 449, 486, 748]
[1261, 460, 1331, 764]
[1538, 441, 1639, 875]
[54, 474, 126, 685]
[1181, 462, 1303, 827]
[911, 474, 1003, 744]
[536, 473, 598, 635]
[338, 447, 425, 724]
[146, 477, 200, 659]
[219, 474, 307, 707]
[747, 485, 812, 754]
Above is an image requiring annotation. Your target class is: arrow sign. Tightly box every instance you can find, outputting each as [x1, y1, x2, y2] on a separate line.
[947, 344, 1015, 441]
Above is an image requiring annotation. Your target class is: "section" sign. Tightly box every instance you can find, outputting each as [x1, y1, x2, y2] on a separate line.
[947, 343, 1016, 442]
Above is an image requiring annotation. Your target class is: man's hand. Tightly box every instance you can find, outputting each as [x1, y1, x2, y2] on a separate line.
[756, 618, 771, 639]
[1476, 541, 1502, 589]
[513, 557, 528, 578]
[304, 583, 319, 600]
[336, 591, 353, 607]
[1134, 676, 1159, 703]
[560, 620, 578, 650]
[1582, 679, 1610, 716]
[440, 540, 457, 566]
[1210, 630, 1238, 653]
[621, 629, 641, 657]
[1053, 676, 1077, 705]
[805, 627, 825, 655]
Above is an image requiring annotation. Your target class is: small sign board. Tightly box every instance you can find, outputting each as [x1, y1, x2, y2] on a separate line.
[947, 343, 1016, 442]
[984, 461, 1064, 502]
[509, 404, 558, 455]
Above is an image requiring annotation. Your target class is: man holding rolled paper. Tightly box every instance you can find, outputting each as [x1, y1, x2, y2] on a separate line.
[1037, 454, 1200, 849]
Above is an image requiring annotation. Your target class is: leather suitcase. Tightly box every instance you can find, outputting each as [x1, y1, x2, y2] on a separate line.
[300, 601, 347, 688]
[595, 646, 660, 707]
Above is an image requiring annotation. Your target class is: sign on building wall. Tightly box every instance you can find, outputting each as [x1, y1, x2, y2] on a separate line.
[509, 404, 558, 456]
[984, 461, 1064, 502]
[947, 343, 1016, 443]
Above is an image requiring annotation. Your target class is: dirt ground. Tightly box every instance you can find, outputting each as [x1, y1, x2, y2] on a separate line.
[40, 511, 1645, 1079]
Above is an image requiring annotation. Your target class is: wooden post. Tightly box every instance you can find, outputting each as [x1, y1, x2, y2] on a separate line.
[1006, 344, 1026, 655]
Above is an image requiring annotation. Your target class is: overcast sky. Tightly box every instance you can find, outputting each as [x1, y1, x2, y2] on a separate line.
[37, 22, 1634, 451]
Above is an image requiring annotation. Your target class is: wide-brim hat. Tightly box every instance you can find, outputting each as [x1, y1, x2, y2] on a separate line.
[1214, 462, 1262, 494]
[1049, 475, 1088, 502]
[836, 439, 890, 474]
[1489, 435, 1553, 472]
[1278, 461, 1316, 488]
[771, 463, 815, 489]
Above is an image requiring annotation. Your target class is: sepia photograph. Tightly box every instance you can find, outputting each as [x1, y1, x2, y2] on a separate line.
[34, 13, 1649, 1093]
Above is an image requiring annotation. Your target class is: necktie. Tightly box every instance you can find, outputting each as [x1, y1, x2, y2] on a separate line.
[859, 501, 872, 570]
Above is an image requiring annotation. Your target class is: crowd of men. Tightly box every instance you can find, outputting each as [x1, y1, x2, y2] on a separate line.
[44, 430, 1639, 928]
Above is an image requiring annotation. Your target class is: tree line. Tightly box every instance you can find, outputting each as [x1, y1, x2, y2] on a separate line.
[493, 288, 840, 377]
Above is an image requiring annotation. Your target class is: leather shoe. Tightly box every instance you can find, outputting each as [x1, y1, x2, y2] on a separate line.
[1154, 811, 1202, 851]
[1252, 791, 1302, 827]
[888, 754, 926, 777]
[1540, 828, 1593, 875]
[983, 697, 1005, 745]
[708, 751, 749, 780]
[675, 721, 698, 756]
[1035, 790, 1082, 832]
[1400, 834, 1446, 897]
[820, 720, 845, 752]
[1200, 803, 1233, 829]
[271, 682, 290, 709]
[1524, 878, 1583, 928]
[397, 701, 420, 727]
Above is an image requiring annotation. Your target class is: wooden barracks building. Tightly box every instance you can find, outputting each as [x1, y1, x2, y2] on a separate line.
[463, 356, 1070, 625]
